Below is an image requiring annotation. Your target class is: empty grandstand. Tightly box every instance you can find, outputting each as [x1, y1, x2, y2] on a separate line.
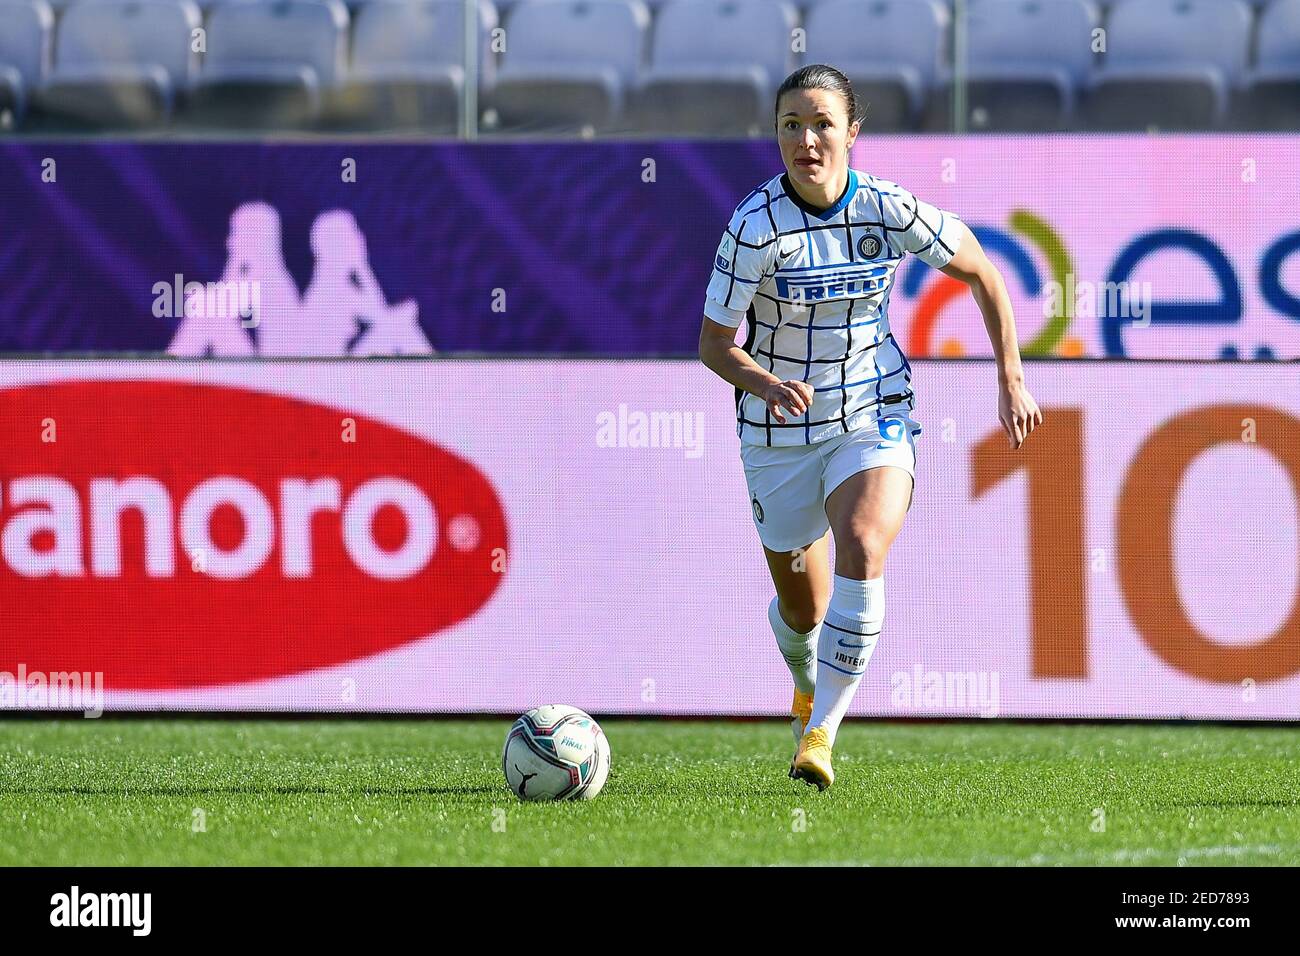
[0, 0, 1297, 134]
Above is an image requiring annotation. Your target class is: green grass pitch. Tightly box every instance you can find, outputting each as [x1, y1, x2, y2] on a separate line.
[2, 719, 1298, 866]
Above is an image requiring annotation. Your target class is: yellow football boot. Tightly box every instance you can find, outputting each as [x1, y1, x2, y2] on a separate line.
[791, 726, 834, 791]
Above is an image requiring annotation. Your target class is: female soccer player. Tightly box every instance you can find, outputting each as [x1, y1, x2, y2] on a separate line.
[699, 64, 1043, 790]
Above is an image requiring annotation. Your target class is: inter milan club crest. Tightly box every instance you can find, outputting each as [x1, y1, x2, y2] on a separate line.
[857, 234, 882, 259]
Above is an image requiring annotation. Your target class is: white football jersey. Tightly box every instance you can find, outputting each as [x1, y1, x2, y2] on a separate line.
[704, 168, 963, 446]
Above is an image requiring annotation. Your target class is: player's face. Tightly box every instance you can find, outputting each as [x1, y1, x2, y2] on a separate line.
[776, 88, 859, 192]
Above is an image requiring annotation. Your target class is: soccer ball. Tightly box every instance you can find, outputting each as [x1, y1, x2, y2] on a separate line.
[502, 705, 611, 801]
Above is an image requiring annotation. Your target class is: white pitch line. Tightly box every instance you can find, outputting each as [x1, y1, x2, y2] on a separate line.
[778, 843, 1289, 867]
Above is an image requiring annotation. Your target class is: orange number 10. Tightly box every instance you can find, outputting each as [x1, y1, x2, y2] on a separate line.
[972, 405, 1300, 684]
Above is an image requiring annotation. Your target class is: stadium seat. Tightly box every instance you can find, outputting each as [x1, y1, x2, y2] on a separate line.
[330, 0, 498, 133]
[804, 0, 948, 132]
[185, 0, 350, 130]
[33, 0, 201, 132]
[1081, 0, 1252, 131]
[488, 0, 649, 134]
[629, 0, 798, 135]
[1237, 0, 1300, 130]
[925, 0, 1097, 132]
[0, 0, 54, 130]
[486, 0, 526, 17]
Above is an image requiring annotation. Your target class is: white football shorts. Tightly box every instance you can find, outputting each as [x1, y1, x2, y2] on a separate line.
[740, 413, 920, 553]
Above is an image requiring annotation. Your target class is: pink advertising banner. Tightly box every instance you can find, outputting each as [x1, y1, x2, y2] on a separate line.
[853, 136, 1300, 362]
[0, 359, 1295, 719]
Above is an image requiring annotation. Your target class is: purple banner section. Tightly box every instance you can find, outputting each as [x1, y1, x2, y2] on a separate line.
[0, 141, 779, 354]
[3, 137, 1299, 358]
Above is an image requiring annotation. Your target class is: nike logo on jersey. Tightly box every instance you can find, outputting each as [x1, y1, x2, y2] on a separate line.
[777, 237, 803, 264]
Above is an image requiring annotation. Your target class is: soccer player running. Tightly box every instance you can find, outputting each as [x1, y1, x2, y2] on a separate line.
[699, 65, 1043, 790]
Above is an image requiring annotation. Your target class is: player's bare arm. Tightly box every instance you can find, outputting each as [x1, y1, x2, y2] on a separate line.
[698, 317, 814, 424]
[939, 225, 1044, 449]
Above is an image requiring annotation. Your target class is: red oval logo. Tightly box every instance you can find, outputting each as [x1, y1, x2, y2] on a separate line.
[0, 380, 508, 689]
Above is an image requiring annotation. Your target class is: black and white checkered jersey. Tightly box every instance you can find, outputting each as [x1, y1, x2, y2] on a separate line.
[704, 168, 963, 446]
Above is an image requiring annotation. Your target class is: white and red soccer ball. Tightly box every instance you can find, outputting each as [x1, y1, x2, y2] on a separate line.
[502, 705, 610, 801]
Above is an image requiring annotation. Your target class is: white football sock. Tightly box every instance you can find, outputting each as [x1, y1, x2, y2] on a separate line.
[808, 575, 884, 746]
[768, 596, 818, 697]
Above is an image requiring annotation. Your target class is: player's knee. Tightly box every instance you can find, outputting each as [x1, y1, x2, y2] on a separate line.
[776, 597, 824, 635]
[837, 532, 889, 578]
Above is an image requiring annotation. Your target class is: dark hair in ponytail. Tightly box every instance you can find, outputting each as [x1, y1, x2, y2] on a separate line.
[775, 64, 863, 127]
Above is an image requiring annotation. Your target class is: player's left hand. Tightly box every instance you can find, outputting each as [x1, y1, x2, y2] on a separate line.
[998, 379, 1042, 449]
